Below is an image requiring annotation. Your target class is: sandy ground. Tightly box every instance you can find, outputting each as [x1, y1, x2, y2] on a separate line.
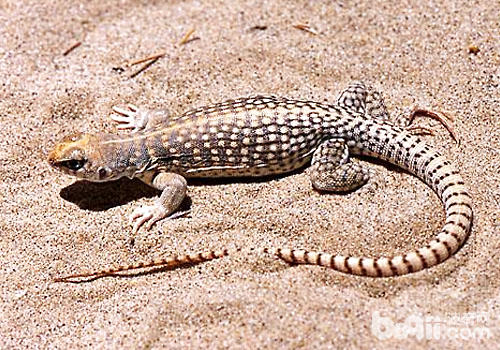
[1, 0, 499, 348]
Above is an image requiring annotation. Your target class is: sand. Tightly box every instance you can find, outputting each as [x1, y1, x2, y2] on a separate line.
[1, 0, 499, 348]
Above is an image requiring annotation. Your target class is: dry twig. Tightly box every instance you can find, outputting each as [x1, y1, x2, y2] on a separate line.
[62, 41, 81, 56]
[293, 23, 318, 35]
[179, 28, 197, 45]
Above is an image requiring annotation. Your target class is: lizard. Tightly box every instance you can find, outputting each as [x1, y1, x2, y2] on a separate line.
[47, 82, 472, 282]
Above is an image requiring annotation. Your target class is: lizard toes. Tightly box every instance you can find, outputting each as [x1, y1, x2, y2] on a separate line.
[112, 106, 134, 117]
[130, 205, 168, 233]
[130, 207, 153, 233]
[110, 113, 132, 123]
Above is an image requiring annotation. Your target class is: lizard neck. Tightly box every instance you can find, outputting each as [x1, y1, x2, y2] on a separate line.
[98, 133, 153, 179]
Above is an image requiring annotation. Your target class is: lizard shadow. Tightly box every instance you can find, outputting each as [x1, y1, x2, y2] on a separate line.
[59, 173, 295, 213]
[60, 178, 191, 212]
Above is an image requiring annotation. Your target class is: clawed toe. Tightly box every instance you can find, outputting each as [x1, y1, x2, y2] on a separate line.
[398, 107, 459, 144]
[131, 205, 165, 234]
[126, 104, 139, 112]
[110, 104, 149, 133]
[129, 205, 188, 233]
[406, 125, 435, 136]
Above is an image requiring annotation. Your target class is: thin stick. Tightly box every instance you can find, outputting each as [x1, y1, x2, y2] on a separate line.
[408, 108, 459, 145]
[127, 51, 166, 67]
[179, 28, 196, 45]
[249, 25, 268, 31]
[62, 41, 82, 56]
[293, 24, 318, 35]
[130, 57, 160, 78]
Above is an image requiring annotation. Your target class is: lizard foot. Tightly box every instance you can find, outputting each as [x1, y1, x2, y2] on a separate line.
[130, 204, 190, 233]
[397, 107, 459, 144]
[110, 104, 150, 133]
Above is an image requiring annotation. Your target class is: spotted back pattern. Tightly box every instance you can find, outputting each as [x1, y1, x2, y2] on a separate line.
[99, 96, 351, 178]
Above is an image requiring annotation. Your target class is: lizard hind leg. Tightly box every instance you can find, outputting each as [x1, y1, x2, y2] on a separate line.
[336, 81, 390, 121]
[338, 82, 458, 143]
[309, 138, 371, 192]
[110, 104, 171, 133]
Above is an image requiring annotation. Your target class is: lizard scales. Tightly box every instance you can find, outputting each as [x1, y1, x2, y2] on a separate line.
[48, 82, 472, 280]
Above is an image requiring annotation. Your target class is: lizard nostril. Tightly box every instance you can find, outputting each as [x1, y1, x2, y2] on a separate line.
[47, 153, 56, 166]
[47, 149, 61, 167]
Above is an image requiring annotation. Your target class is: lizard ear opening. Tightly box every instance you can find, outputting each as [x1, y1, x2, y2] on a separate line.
[97, 166, 110, 180]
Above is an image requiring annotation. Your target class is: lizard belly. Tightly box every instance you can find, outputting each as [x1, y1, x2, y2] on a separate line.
[175, 154, 314, 178]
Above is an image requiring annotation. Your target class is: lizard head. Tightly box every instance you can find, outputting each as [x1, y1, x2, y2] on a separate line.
[48, 133, 114, 182]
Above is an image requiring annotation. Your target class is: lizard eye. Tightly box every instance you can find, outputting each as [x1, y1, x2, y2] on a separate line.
[60, 159, 86, 171]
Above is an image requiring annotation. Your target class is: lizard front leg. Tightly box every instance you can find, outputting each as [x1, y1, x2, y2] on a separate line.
[131, 172, 188, 233]
[110, 104, 170, 133]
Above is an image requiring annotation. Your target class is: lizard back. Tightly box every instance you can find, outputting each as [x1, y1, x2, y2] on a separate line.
[101, 95, 345, 178]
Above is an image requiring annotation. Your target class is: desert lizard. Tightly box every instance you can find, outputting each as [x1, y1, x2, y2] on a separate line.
[48, 82, 472, 281]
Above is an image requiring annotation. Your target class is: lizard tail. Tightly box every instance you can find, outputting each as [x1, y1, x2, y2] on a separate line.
[53, 249, 239, 282]
[294, 131, 473, 277]
[277, 151, 473, 276]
